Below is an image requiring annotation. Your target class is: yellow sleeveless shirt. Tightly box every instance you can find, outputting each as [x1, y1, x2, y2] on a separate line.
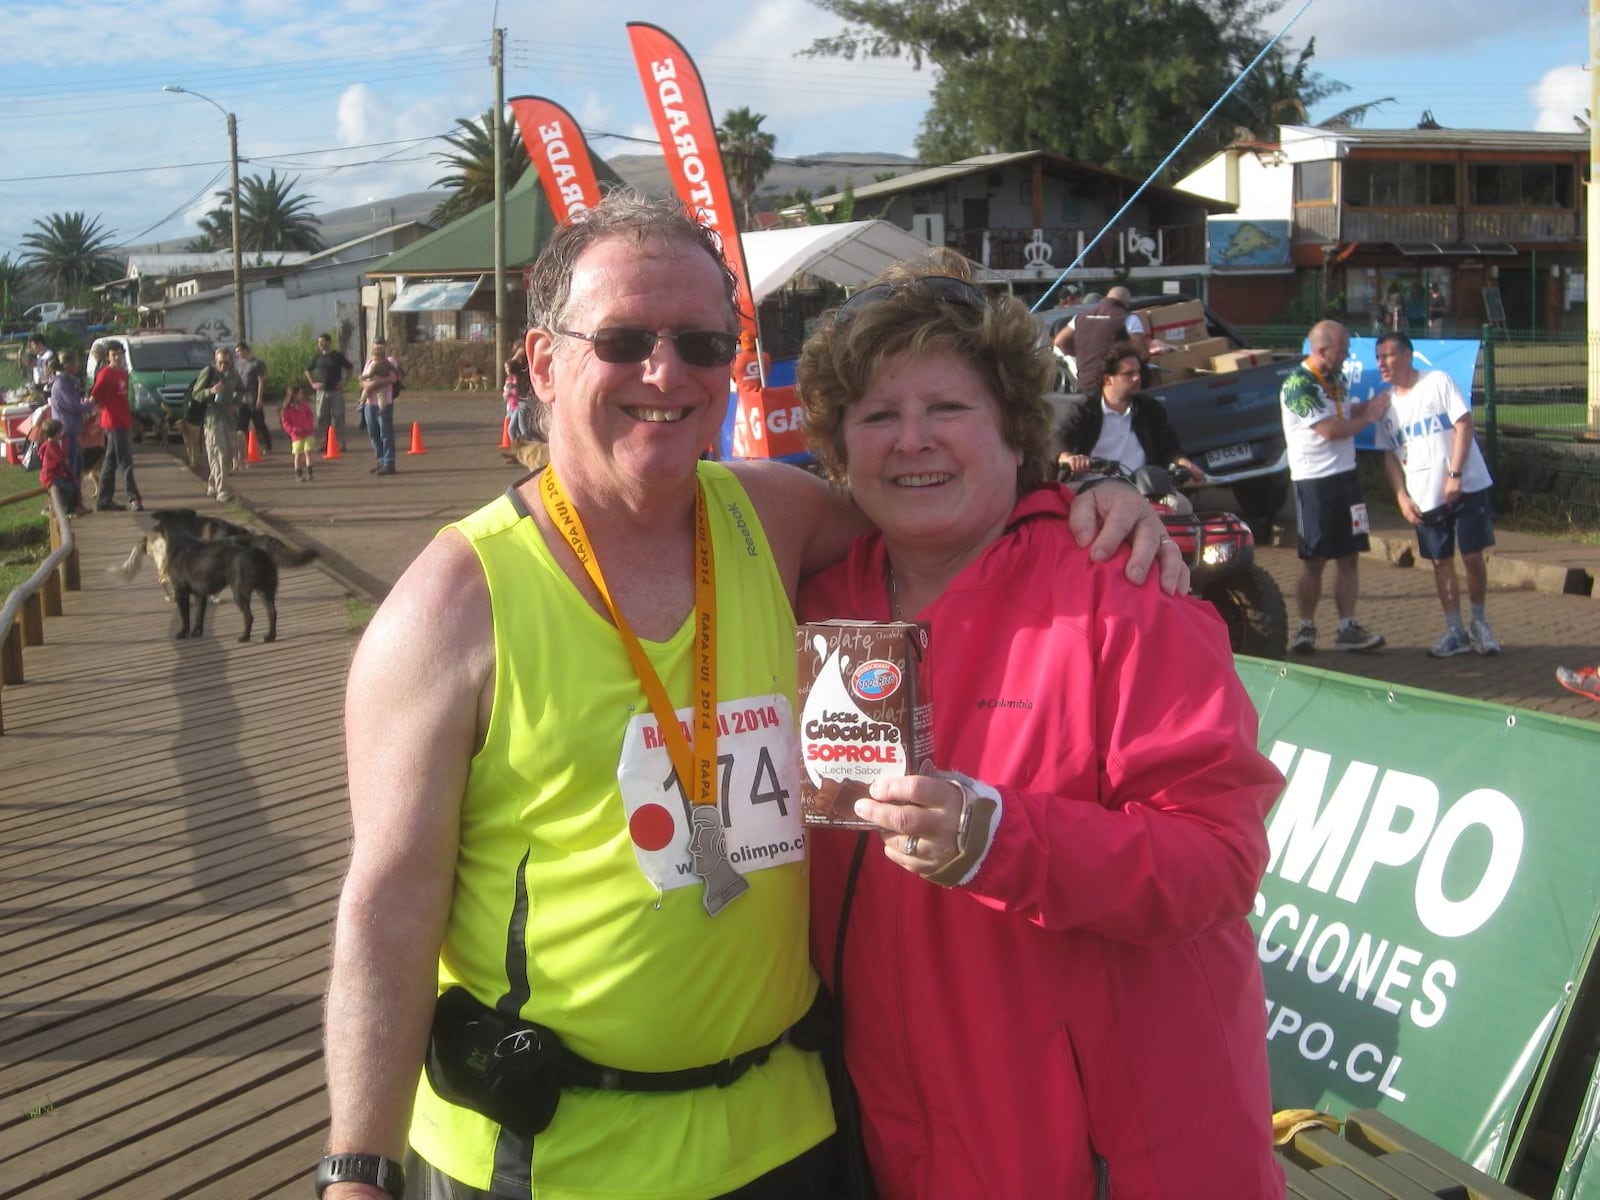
[410, 462, 833, 1198]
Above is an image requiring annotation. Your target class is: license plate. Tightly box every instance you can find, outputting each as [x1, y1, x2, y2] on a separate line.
[1207, 443, 1253, 469]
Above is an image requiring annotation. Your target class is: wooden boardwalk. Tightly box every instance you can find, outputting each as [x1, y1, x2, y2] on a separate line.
[0, 482, 360, 1198]
[2, 404, 1598, 1199]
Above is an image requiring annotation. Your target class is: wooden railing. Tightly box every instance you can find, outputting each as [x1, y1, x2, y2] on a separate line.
[0, 486, 79, 733]
[953, 224, 1207, 272]
[1293, 207, 1583, 245]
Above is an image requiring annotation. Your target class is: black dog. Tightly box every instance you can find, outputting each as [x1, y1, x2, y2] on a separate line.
[135, 508, 319, 568]
[157, 530, 279, 642]
[113, 509, 318, 642]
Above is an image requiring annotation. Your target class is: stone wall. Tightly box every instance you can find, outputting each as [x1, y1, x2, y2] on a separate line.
[1494, 438, 1600, 527]
[386, 337, 503, 391]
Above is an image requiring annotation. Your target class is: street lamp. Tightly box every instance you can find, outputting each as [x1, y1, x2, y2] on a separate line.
[163, 84, 245, 343]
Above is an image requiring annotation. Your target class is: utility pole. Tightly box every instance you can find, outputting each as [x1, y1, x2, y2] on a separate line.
[227, 110, 245, 344]
[163, 84, 245, 344]
[492, 26, 507, 379]
[1589, 0, 1599, 428]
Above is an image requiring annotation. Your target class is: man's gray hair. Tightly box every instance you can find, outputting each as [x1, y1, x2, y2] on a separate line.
[1308, 319, 1349, 349]
[526, 189, 741, 333]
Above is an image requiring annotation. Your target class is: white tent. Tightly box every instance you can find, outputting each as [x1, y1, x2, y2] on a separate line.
[740, 220, 1008, 302]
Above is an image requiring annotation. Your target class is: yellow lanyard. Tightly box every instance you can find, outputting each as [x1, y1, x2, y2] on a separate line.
[539, 466, 718, 809]
[1305, 362, 1345, 420]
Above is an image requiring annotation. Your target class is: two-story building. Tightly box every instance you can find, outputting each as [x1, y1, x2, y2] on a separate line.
[787, 150, 1234, 302]
[1178, 125, 1588, 334]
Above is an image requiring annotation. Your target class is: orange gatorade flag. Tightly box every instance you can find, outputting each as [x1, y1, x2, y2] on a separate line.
[628, 22, 790, 457]
[625, 24, 756, 336]
[729, 384, 807, 460]
[508, 96, 604, 222]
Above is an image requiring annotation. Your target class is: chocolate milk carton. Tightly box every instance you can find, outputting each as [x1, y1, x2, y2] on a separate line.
[795, 620, 932, 828]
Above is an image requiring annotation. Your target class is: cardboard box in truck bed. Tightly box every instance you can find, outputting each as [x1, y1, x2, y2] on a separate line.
[1211, 348, 1274, 373]
[1135, 300, 1207, 346]
[1150, 336, 1231, 380]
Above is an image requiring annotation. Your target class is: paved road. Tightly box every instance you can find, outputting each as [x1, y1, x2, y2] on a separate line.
[182, 391, 1599, 726]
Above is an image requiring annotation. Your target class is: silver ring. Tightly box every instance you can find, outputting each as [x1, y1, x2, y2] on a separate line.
[1159, 536, 1175, 547]
[904, 834, 920, 858]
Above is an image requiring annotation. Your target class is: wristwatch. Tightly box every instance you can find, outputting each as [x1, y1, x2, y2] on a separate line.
[315, 1153, 405, 1199]
[1447, 470, 1463, 479]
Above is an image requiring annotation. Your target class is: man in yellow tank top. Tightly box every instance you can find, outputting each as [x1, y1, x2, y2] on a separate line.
[319, 192, 1184, 1200]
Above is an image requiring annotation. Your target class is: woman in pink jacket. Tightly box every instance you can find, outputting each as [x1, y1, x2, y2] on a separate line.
[797, 258, 1285, 1200]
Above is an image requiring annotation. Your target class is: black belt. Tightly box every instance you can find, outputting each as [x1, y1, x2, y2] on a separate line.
[556, 991, 833, 1092]
[427, 985, 834, 1138]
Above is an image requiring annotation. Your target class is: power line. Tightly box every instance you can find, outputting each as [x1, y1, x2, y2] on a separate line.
[114, 167, 230, 247]
[0, 134, 454, 185]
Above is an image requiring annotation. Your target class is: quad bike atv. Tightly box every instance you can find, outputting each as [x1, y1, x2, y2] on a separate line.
[1065, 460, 1288, 659]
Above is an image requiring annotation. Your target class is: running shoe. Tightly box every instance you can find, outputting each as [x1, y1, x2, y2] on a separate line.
[1468, 619, 1501, 656]
[1428, 627, 1473, 658]
[1290, 621, 1316, 655]
[1556, 665, 1600, 701]
[1334, 621, 1386, 652]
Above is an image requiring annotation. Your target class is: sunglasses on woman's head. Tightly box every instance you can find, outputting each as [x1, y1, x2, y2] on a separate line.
[558, 327, 740, 368]
[836, 275, 988, 318]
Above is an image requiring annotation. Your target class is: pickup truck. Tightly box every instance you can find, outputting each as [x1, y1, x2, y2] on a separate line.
[1043, 294, 1294, 526]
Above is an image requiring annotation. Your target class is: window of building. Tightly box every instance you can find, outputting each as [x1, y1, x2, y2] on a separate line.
[1293, 160, 1333, 203]
[1467, 162, 1573, 208]
[1343, 161, 1456, 207]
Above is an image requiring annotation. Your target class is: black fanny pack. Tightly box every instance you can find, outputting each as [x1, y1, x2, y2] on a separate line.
[426, 986, 833, 1138]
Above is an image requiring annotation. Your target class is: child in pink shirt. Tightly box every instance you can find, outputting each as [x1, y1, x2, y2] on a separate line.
[280, 385, 318, 481]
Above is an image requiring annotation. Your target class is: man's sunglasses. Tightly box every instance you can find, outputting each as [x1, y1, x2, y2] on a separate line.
[559, 327, 740, 368]
[836, 275, 988, 318]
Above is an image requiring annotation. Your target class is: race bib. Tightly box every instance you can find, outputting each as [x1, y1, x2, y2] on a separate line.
[617, 694, 806, 892]
[1350, 502, 1371, 536]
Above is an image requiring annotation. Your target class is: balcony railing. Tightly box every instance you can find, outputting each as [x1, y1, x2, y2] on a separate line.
[1293, 207, 1583, 245]
[1343, 210, 1459, 243]
[1462, 209, 1580, 241]
[952, 224, 1207, 272]
[1292, 207, 1338, 242]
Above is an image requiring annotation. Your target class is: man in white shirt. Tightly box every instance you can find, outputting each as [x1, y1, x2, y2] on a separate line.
[1373, 332, 1499, 658]
[28, 335, 55, 388]
[1279, 320, 1390, 654]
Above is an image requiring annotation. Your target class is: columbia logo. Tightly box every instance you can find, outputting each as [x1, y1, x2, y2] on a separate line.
[976, 698, 1033, 710]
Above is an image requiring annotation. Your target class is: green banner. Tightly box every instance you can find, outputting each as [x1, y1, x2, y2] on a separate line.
[1238, 659, 1600, 1176]
[1556, 1054, 1600, 1198]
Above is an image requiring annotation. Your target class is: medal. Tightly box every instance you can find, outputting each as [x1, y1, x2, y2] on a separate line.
[688, 806, 750, 915]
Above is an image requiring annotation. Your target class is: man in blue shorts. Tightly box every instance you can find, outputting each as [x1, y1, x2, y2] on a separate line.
[1373, 332, 1499, 657]
[1280, 320, 1391, 654]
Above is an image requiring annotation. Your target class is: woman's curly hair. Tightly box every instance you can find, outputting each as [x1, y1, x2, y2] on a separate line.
[797, 250, 1055, 493]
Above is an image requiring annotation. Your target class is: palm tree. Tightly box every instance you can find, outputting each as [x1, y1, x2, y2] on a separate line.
[0, 254, 29, 321]
[19, 212, 122, 299]
[186, 210, 230, 254]
[716, 108, 777, 231]
[430, 111, 529, 227]
[239, 170, 324, 252]
[1227, 38, 1392, 140]
[199, 170, 324, 254]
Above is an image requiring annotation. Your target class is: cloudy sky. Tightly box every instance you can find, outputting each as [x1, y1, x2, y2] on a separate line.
[0, 0, 1586, 260]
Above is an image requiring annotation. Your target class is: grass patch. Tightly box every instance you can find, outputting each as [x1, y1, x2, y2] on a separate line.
[1481, 400, 1597, 437]
[0, 469, 51, 596]
[258, 327, 323, 406]
[345, 596, 377, 631]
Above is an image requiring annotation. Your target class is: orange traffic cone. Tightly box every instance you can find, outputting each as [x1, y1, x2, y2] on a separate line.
[246, 427, 263, 465]
[323, 425, 342, 460]
[499, 415, 512, 449]
[408, 421, 428, 455]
